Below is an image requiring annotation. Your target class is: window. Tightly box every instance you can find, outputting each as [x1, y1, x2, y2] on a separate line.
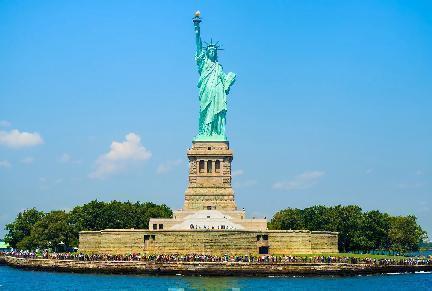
[259, 246, 269, 254]
[207, 206, 212, 210]
[256, 235, 261, 241]
[208, 147, 211, 150]
[207, 160, 212, 173]
[215, 160, 221, 173]
[144, 235, 150, 241]
[159, 224, 163, 230]
[152, 224, 157, 230]
[262, 235, 268, 241]
[207, 216, 210, 219]
[199, 160, 205, 173]
[151, 235, 156, 240]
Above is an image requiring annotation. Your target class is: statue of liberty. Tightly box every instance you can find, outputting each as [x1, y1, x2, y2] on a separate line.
[193, 11, 236, 141]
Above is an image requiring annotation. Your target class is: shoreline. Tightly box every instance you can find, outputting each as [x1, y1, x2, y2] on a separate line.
[1, 256, 431, 277]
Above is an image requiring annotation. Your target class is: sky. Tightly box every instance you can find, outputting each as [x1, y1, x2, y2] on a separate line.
[0, 0, 431, 239]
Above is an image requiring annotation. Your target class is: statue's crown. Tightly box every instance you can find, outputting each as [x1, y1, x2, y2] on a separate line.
[204, 39, 224, 51]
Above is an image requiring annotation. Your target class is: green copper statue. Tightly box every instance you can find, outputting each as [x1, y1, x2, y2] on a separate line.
[193, 11, 236, 141]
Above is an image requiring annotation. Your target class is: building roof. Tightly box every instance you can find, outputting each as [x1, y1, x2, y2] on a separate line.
[0, 241, 10, 249]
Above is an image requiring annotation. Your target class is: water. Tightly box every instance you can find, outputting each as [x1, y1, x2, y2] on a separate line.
[0, 265, 431, 290]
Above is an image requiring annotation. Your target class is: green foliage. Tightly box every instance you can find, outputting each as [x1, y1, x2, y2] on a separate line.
[69, 200, 172, 231]
[4, 208, 45, 248]
[4, 200, 172, 251]
[270, 205, 426, 254]
[19, 210, 77, 250]
[268, 208, 304, 230]
[388, 215, 426, 253]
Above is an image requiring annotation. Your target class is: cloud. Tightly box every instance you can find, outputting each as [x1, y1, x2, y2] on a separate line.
[59, 153, 71, 163]
[38, 176, 64, 190]
[234, 179, 257, 188]
[0, 120, 11, 127]
[0, 129, 43, 148]
[365, 168, 373, 175]
[156, 159, 183, 174]
[20, 157, 34, 164]
[416, 170, 423, 176]
[397, 182, 424, 189]
[0, 160, 11, 168]
[89, 133, 151, 179]
[232, 169, 244, 177]
[273, 171, 325, 190]
[58, 153, 81, 164]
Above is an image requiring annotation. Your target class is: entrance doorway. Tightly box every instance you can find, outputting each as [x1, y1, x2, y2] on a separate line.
[258, 246, 269, 254]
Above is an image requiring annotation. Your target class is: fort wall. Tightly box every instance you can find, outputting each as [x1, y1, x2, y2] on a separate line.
[79, 229, 338, 255]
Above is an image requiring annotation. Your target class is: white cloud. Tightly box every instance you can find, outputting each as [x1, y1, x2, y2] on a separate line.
[38, 176, 64, 190]
[273, 171, 325, 190]
[58, 153, 81, 164]
[156, 159, 183, 174]
[0, 129, 43, 148]
[89, 133, 151, 179]
[232, 169, 244, 177]
[0, 120, 11, 127]
[234, 179, 257, 188]
[0, 160, 11, 168]
[397, 182, 424, 189]
[59, 153, 71, 163]
[20, 157, 34, 164]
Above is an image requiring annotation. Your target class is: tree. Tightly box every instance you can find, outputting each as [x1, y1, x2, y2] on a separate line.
[68, 200, 107, 231]
[268, 205, 423, 253]
[302, 205, 333, 231]
[268, 208, 304, 230]
[68, 200, 173, 231]
[361, 210, 390, 251]
[4, 208, 45, 248]
[5, 200, 173, 251]
[134, 202, 172, 229]
[388, 215, 426, 254]
[26, 210, 77, 250]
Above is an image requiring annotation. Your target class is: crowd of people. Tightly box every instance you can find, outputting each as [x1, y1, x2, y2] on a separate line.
[2, 250, 431, 266]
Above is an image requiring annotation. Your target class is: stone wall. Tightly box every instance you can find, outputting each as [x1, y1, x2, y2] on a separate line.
[311, 231, 339, 254]
[79, 230, 146, 254]
[78, 231, 101, 252]
[4, 256, 432, 276]
[79, 229, 338, 255]
[266, 230, 313, 255]
[143, 231, 258, 255]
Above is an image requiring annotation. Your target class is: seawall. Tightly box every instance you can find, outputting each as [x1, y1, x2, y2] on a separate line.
[1, 256, 431, 276]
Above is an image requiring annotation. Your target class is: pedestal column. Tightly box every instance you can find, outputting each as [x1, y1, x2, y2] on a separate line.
[183, 141, 237, 211]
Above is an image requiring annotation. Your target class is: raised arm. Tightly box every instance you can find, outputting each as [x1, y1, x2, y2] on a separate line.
[193, 12, 203, 54]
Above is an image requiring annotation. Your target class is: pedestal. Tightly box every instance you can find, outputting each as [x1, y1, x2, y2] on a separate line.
[183, 141, 237, 211]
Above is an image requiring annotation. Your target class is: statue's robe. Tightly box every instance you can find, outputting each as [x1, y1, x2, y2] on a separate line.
[196, 49, 236, 137]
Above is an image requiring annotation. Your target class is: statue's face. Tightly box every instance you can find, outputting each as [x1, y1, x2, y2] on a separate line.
[207, 47, 217, 61]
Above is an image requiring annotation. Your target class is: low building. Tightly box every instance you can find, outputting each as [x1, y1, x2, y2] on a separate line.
[0, 241, 11, 252]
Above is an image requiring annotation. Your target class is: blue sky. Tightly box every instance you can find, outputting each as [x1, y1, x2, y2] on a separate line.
[0, 0, 431, 238]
